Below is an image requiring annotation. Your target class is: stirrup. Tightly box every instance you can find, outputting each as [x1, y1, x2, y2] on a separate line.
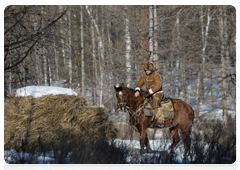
[153, 121, 164, 128]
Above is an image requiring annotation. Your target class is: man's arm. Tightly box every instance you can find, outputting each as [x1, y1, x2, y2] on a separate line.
[134, 73, 145, 97]
[149, 73, 162, 94]
[135, 73, 145, 92]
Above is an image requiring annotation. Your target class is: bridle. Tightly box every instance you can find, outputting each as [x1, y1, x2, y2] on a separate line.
[115, 89, 147, 130]
[116, 90, 129, 109]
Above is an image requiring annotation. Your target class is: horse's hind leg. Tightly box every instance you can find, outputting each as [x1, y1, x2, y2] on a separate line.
[145, 134, 152, 153]
[168, 126, 181, 153]
[181, 128, 191, 155]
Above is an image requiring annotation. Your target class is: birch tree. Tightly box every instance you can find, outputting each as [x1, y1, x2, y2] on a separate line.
[59, 5, 67, 69]
[125, 6, 131, 87]
[90, 6, 97, 104]
[223, 6, 229, 66]
[106, 10, 114, 105]
[86, 5, 105, 107]
[219, 6, 228, 125]
[48, 57, 53, 86]
[41, 6, 48, 86]
[33, 20, 40, 86]
[68, 10, 72, 89]
[174, 9, 181, 99]
[53, 36, 59, 86]
[153, 5, 159, 67]
[195, 6, 212, 116]
[149, 5, 154, 62]
[80, 5, 85, 96]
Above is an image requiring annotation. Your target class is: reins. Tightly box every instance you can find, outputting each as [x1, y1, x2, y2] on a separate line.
[134, 90, 163, 110]
[116, 89, 149, 127]
[125, 105, 146, 132]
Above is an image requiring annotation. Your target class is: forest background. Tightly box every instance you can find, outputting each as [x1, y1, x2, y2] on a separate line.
[4, 5, 236, 125]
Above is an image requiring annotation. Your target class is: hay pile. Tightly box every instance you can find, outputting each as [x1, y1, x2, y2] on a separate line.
[4, 93, 117, 151]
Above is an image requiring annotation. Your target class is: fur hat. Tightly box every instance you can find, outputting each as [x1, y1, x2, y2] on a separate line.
[144, 62, 156, 71]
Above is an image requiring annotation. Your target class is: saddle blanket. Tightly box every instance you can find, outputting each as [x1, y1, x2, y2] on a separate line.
[144, 98, 174, 119]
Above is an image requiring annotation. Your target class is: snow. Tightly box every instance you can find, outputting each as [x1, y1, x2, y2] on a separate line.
[4, 139, 209, 164]
[16, 86, 77, 98]
[5, 85, 235, 164]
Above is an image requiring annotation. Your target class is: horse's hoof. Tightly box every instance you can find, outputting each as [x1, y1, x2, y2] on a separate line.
[147, 149, 153, 153]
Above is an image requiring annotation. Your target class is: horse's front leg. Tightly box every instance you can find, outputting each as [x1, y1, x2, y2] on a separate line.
[145, 134, 152, 153]
[139, 124, 150, 155]
[139, 137, 145, 155]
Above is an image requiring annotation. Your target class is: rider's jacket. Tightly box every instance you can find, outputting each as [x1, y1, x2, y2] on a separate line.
[135, 70, 162, 95]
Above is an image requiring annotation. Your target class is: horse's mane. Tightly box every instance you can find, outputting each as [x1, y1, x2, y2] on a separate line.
[115, 86, 143, 104]
[124, 87, 135, 93]
[116, 87, 135, 92]
[115, 86, 135, 93]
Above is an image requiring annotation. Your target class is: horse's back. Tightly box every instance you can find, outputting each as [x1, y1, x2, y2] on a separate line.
[171, 98, 190, 109]
[171, 98, 194, 121]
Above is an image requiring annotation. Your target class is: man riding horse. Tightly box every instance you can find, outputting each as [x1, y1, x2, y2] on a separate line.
[134, 62, 165, 128]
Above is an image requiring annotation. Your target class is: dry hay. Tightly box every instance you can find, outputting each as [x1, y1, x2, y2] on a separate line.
[4, 93, 117, 150]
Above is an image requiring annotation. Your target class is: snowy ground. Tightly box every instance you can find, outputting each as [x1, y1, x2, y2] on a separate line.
[4, 86, 236, 164]
[4, 138, 210, 164]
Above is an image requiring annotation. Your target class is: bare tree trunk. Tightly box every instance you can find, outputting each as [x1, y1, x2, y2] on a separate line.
[107, 18, 114, 109]
[86, 5, 105, 107]
[202, 6, 211, 104]
[35, 48, 40, 86]
[43, 53, 47, 86]
[180, 59, 187, 101]
[68, 9, 72, 89]
[210, 69, 214, 103]
[153, 5, 159, 67]
[41, 6, 47, 86]
[219, 7, 228, 125]
[125, 6, 131, 88]
[48, 57, 52, 86]
[80, 5, 85, 96]
[196, 6, 211, 116]
[53, 36, 59, 86]
[99, 7, 105, 107]
[175, 9, 181, 99]
[223, 6, 229, 66]
[90, 7, 97, 104]
[59, 5, 66, 69]
[195, 70, 200, 117]
[33, 20, 40, 86]
[149, 5, 154, 62]
[106, 14, 113, 77]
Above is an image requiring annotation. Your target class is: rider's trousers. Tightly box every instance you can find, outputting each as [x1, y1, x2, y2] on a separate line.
[151, 93, 165, 123]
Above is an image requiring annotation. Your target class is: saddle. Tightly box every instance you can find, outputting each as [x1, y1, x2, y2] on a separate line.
[144, 98, 174, 119]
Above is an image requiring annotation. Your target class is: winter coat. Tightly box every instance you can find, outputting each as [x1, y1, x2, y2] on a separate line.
[135, 71, 162, 95]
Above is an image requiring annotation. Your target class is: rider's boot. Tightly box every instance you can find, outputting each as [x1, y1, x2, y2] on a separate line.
[153, 107, 165, 128]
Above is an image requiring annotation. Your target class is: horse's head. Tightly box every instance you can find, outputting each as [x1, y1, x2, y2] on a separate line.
[114, 83, 128, 112]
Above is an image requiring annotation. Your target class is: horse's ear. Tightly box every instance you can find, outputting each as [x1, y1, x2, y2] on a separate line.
[121, 83, 125, 89]
[114, 85, 117, 92]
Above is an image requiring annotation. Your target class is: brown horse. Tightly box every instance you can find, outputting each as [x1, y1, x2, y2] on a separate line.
[114, 83, 194, 155]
